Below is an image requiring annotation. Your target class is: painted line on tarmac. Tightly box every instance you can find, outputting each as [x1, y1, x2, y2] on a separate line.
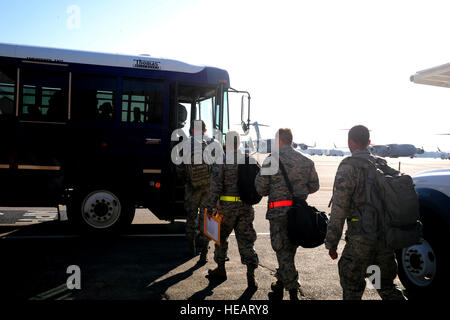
[29, 284, 70, 300]
[121, 234, 186, 238]
[0, 235, 81, 240]
[121, 233, 271, 237]
[1, 232, 272, 240]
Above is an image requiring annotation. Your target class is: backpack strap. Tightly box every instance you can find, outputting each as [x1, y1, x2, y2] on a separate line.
[341, 156, 375, 170]
[338, 156, 378, 216]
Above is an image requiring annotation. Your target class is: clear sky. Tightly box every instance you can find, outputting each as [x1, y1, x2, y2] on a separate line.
[1, 0, 450, 151]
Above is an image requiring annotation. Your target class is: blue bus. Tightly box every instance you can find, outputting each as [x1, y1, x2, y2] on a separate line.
[0, 43, 251, 233]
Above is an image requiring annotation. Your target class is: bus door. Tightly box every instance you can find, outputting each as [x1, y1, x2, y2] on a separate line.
[9, 65, 68, 206]
[1, 65, 69, 206]
[116, 77, 166, 213]
[168, 83, 226, 219]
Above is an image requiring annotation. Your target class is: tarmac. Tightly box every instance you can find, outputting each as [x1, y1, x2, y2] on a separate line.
[0, 156, 448, 300]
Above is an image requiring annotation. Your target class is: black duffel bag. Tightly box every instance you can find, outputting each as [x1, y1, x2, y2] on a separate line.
[279, 161, 329, 248]
[287, 198, 329, 248]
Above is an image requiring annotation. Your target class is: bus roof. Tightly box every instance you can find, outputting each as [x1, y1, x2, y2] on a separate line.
[0, 42, 211, 74]
[410, 63, 450, 88]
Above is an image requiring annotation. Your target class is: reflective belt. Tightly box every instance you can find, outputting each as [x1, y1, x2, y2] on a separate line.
[268, 200, 293, 209]
[351, 218, 359, 222]
[220, 196, 242, 202]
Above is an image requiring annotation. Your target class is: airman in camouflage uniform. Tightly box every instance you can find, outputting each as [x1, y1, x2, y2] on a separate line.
[325, 125, 405, 300]
[177, 121, 213, 264]
[206, 131, 259, 289]
[255, 128, 320, 300]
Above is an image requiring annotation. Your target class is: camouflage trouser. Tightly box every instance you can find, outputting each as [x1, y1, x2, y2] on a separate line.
[214, 202, 259, 268]
[185, 184, 210, 250]
[338, 235, 405, 300]
[269, 215, 299, 291]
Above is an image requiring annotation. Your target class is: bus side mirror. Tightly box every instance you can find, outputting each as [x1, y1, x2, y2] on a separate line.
[241, 95, 250, 135]
[240, 95, 245, 123]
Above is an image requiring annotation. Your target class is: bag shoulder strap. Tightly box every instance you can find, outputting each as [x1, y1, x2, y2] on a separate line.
[278, 160, 294, 197]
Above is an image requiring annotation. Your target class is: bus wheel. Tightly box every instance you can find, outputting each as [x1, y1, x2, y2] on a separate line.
[67, 188, 135, 234]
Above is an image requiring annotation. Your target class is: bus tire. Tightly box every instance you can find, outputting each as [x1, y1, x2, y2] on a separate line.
[67, 187, 135, 235]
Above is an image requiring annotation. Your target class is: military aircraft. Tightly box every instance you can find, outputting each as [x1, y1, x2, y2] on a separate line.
[237, 121, 272, 153]
[368, 144, 424, 158]
[437, 147, 450, 160]
[300, 148, 324, 156]
[238, 122, 315, 154]
[293, 142, 316, 150]
[325, 144, 345, 156]
[338, 129, 424, 158]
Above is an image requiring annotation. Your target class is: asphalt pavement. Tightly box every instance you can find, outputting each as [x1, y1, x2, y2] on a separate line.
[2, 156, 447, 300]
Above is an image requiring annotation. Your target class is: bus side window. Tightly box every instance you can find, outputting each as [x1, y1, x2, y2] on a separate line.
[121, 78, 163, 124]
[71, 74, 116, 121]
[0, 66, 16, 118]
[20, 68, 68, 122]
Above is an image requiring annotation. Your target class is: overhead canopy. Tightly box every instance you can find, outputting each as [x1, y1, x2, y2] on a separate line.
[411, 64, 450, 135]
[411, 63, 450, 88]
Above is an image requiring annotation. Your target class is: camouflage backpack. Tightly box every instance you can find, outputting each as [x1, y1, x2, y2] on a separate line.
[186, 140, 211, 188]
[341, 156, 422, 249]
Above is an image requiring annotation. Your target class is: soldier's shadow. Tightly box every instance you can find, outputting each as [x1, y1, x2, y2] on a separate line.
[237, 286, 258, 300]
[187, 277, 226, 300]
[144, 261, 206, 300]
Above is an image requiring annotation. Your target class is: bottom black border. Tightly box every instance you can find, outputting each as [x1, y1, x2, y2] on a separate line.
[3, 300, 444, 319]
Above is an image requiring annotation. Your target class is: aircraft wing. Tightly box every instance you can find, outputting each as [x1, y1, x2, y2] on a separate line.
[411, 63, 450, 88]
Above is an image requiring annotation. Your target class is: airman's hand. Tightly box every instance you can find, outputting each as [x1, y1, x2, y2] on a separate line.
[205, 207, 213, 217]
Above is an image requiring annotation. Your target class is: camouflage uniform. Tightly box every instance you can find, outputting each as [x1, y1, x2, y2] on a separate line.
[325, 149, 405, 300]
[255, 145, 319, 291]
[183, 183, 210, 251]
[206, 150, 259, 270]
[177, 135, 212, 254]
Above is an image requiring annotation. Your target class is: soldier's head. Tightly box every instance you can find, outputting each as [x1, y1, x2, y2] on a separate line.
[225, 131, 241, 151]
[190, 120, 206, 136]
[348, 125, 371, 152]
[275, 128, 293, 149]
